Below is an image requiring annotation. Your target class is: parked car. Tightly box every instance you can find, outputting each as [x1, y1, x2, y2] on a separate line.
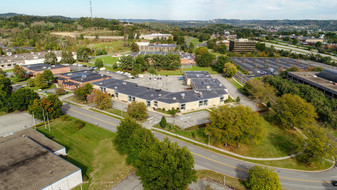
[332, 180, 337, 186]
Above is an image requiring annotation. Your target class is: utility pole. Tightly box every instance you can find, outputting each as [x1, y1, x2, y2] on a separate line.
[42, 108, 47, 129]
[32, 112, 36, 129]
[89, 0, 93, 18]
[47, 112, 51, 132]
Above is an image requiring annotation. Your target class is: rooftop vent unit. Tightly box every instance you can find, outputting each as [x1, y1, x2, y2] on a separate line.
[84, 71, 87, 73]
[43, 66, 46, 69]
[52, 65, 55, 67]
[173, 97, 176, 100]
[123, 82, 126, 85]
[181, 93, 185, 99]
[313, 75, 317, 78]
[219, 84, 223, 86]
[159, 94, 162, 97]
[48, 67, 51, 69]
[99, 82, 103, 85]
[199, 91, 203, 97]
[196, 74, 200, 77]
[114, 86, 118, 89]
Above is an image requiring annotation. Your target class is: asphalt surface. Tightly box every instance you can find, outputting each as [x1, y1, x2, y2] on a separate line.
[62, 103, 337, 190]
[265, 42, 337, 62]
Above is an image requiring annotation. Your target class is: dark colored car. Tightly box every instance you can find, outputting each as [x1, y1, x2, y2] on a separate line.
[332, 180, 337, 186]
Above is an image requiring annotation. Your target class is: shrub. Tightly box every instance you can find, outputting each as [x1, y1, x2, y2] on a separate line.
[73, 120, 85, 131]
[159, 116, 167, 128]
[60, 115, 71, 121]
[236, 96, 241, 102]
[191, 131, 196, 138]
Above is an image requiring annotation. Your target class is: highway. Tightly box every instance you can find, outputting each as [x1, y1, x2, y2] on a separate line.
[62, 103, 337, 190]
[264, 42, 337, 62]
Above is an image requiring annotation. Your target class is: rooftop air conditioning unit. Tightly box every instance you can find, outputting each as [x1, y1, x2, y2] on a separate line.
[159, 94, 162, 96]
[43, 67, 46, 69]
[123, 82, 126, 85]
[114, 86, 118, 89]
[173, 97, 176, 100]
[99, 82, 103, 85]
[181, 93, 185, 99]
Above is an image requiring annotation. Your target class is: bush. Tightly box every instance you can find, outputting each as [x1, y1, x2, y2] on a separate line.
[191, 131, 196, 138]
[236, 96, 241, 102]
[55, 88, 66, 95]
[95, 59, 104, 69]
[159, 116, 167, 128]
[73, 120, 85, 131]
[27, 78, 35, 87]
[127, 102, 148, 120]
[60, 115, 71, 121]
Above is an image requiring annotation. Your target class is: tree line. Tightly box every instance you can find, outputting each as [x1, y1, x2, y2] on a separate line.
[114, 117, 196, 190]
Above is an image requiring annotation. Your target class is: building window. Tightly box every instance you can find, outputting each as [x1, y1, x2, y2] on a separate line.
[128, 96, 132, 102]
[115, 93, 119, 98]
[181, 103, 186, 110]
[154, 101, 158, 107]
[220, 96, 224, 103]
[146, 100, 151, 107]
[199, 100, 203, 107]
[132, 97, 136, 102]
[100, 87, 106, 92]
[203, 100, 208, 106]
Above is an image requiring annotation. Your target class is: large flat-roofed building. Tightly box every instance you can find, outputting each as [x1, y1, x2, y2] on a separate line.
[23, 63, 71, 76]
[0, 128, 82, 190]
[57, 70, 111, 90]
[139, 33, 173, 40]
[229, 39, 256, 53]
[287, 69, 337, 99]
[136, 42, 176, 52]
[93, 71, 228, 112]
[0, 51, 68, 70]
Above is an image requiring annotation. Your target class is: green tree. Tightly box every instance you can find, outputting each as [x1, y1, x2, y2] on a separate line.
[273, 94, 318, 129]
[223, 62, 237, 77]
[131, 42, 139, 52]
[315, 41, 322, 48]
[42, 69, 54, 83]
[195, 47, 216, 67]
[236, 96, 241, 102]
[55, 88, 66, 95]
[0, 75, 12, 112]
[127, 101, 148, 120]
[27, 78, 35, 87]
[159, 116, 167, 128]
[10, 88, 39, 111]
[13, 65, 27, 81]
[135, 138, 197, 190]
[0, 68, 4, 76]
[213, 55, 229, 73]
[205, 105, 265, 146]
[245, 166, 282, 190]
[188, 42, 194, 53]
[292, 38, 299, 45]
[77, 47, 92, 62]
[94, 59, 104, 69]
[34, 73, 49, 89]
[297, 124, 337, 165]
[28, 94, 63, 120]
[244, 79, 277, 104]
[114, 117, 143, 154]
[44, 52, 58, 65]
[60, 51, 75, 64]
[74, 83, 93, 101]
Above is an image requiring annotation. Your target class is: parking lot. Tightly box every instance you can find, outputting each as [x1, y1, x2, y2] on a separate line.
[230, 57, 329, 77]
[0, 112, 39, 137]
[125, 74, 188, 92]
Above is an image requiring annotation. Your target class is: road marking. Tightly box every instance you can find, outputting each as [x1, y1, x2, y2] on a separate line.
[68, 108, 118, 126]
[191, 152, 329, 183]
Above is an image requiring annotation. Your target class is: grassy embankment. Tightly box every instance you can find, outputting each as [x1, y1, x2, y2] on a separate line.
[37, 116, 134, 190]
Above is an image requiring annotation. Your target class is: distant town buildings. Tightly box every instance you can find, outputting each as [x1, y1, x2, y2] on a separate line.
[0, 51, 76, 70]
[0, 128, 83, 190]
[229, 39, 256, 53]
[136, 42, 176, 52]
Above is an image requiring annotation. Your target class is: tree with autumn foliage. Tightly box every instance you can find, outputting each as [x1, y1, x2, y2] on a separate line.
[28, 94, 63, 120]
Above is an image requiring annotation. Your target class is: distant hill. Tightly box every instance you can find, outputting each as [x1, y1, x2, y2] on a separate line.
[0, 13, 25, 17]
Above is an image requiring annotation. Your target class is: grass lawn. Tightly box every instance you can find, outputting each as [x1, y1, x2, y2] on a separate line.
[156, 66, 219, 76]
[227, 77, 244, 90]
[188, 37, 202, 51]
[93, 56, 119, 66]
[66, 95, 86, 104]
[104, 107, 127, 117]
[196, 170, 246, 190]
[36, 116, 134, 190]
[0, 111, 7, 116]
[87, 40, 130, 53]
[29, 84, 57, 91]
[4, 69, 13, 73]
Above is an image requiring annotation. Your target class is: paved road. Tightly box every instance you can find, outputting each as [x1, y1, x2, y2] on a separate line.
[265, 42, 337, 62]
[62, 104, 337, 190]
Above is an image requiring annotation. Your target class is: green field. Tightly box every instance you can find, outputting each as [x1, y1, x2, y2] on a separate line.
[37, 116, 134, 190]
[93, 56, 119, 66]
[87, 40, 130, 53]
[156, 66, 219, 75]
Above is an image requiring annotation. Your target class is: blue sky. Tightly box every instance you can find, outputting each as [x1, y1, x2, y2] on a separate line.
[1, 0, 336, 20]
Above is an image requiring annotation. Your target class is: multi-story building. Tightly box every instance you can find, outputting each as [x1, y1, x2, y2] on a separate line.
[229, 39, 256, 53]
[136, 42, 176, 52]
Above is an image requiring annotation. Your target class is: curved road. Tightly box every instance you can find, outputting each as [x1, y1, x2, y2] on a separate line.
[62, 104, 337, 190]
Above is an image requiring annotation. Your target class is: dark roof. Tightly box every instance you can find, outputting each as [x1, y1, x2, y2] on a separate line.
[317, 69, 337, 83]
[184, 71, 212, 79]
[0, 128, 63, 152]
[60, 70, 110, 83]
[93, 78, 227, 103]
[23, 63, 68, 72]
[0, 135, 80, 190]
